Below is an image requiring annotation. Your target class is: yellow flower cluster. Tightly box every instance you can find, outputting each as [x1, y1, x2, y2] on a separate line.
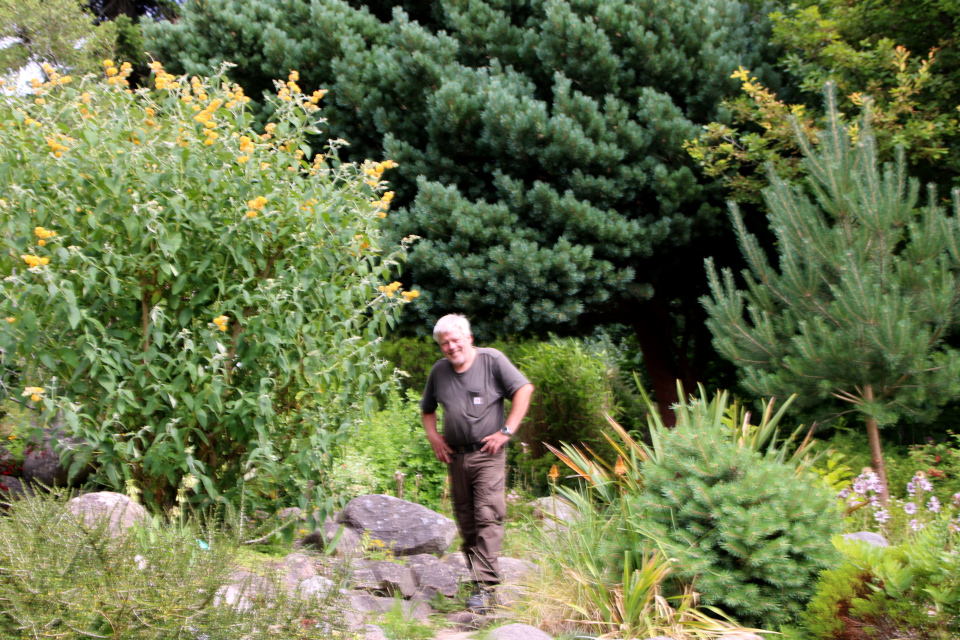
[371, 191, 395, 217]
[35, 226, 56, 246]
[286, 70, 300, 94]
[22, 387, 44, 403]
[246, 195, 268, 218]
[150, 61, 178, 90]
[39, 63, 72, 87]
[191, 99, 224, 146]
[5, 317, 14, 323]
[103, 60, 133, 86]
[21, 254, 50, 268]
[364, 160, 398, 187]
[379, 282, 401, 297]
[213, 315, 229, 332]
[309, 89, 327, 104]
[402, 290, 420, 301]
[224, 84, 250, 108]
[238, 135, 255, 161]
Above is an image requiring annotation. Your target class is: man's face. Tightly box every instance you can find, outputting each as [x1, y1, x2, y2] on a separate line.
[437, 331, 473, 367]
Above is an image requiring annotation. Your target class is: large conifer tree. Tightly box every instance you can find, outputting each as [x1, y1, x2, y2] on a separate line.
[704, 92, 960, 500]
[145, 0, 777, 415]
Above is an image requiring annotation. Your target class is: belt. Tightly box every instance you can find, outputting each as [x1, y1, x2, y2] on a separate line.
[451, 442, 484, 455]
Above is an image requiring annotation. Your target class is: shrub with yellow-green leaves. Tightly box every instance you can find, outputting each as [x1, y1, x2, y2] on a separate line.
[0, 60, 414, 519]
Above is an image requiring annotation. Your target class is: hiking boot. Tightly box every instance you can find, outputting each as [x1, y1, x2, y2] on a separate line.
[465, 586, 497, 613]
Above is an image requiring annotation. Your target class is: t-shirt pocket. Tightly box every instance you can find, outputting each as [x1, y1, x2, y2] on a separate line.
[466, 387, 487, 418]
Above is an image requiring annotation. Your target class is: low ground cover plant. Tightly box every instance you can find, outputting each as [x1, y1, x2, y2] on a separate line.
[0, 62, 410, 517]
[795, 499, 960, 639]
[0, 490, 348, 639]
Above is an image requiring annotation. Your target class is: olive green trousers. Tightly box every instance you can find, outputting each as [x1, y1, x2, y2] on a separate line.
[448, 448, 506, 584]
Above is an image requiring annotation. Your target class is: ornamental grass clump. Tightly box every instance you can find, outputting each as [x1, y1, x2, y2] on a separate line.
[0, 489, 349, 640]
[0, 61, 414, 516]
[630, 398, 842, 628]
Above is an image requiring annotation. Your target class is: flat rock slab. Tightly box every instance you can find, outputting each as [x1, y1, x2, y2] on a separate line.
[441, 554, 534, 586]
[215, 570, 273, 612]
[340, 495, 456, 555]
[346, 591, 435, 622]
[369, 560, 417, 597]
[407, 553, 461, 597]
[364, 624, 389, 640]
[488, 623, 554, 640]
[499, 557, 535, 584]
[446, 610, 488, 630]
[284, 553, 317, 581]
[434, 632, 478, 640]
[441, 553, 476, 582]
[351, 566, 382, 591]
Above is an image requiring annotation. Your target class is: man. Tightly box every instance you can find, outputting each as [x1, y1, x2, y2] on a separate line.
[421, 314, 534, 612]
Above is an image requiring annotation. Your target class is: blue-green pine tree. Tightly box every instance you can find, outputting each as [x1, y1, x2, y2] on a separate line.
[703, 90, 960, 500]
[144, 0, 779, 416]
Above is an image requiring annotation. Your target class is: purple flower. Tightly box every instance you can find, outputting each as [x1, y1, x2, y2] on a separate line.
[837, 488, 851, 500]
[904, 502, 918, 515]
[907, 478, 917, 495]
[921, 477, 934, 492]
[852, 471, 882, 496]
[928, 496, 941, 513]
[874, 508, 890, 524]
[953, 492, 960, 507]
[910, 519, 924, 532]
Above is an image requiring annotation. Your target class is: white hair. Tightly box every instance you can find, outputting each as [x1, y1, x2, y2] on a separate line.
[432, 314, 472, 343]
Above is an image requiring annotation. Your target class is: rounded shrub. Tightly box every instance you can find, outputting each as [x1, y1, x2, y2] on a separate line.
[629, 400, 842, 628]
[510, 338, 620, 492]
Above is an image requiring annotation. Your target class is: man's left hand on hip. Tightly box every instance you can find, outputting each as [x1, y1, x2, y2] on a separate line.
[480, 430, 511, 455]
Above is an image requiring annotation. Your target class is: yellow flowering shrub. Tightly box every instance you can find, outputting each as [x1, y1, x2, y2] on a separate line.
[0, 62, 412, 516]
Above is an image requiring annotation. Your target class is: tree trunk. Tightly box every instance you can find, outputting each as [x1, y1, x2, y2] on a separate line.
[632, 299, 681, 427]
[863, 384, 890, 504]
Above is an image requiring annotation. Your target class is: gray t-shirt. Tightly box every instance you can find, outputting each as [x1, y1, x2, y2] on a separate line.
[420, 347, 530, 446]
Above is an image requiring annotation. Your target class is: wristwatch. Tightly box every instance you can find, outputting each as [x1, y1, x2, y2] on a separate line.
[500, 425, 512, 437]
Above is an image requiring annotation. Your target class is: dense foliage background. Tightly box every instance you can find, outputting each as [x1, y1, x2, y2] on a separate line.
[3, 0, 960, 637]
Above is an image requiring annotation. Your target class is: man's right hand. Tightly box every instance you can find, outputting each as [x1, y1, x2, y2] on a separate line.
[427, 431, 454, 463]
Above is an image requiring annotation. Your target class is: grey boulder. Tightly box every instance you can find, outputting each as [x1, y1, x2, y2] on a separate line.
[529, 496, 578, 528]
[339, 495, 456, 556]
[22, 427, 91, 488]
[68, 492, 147, 534]
[842, 531, 889, 547]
